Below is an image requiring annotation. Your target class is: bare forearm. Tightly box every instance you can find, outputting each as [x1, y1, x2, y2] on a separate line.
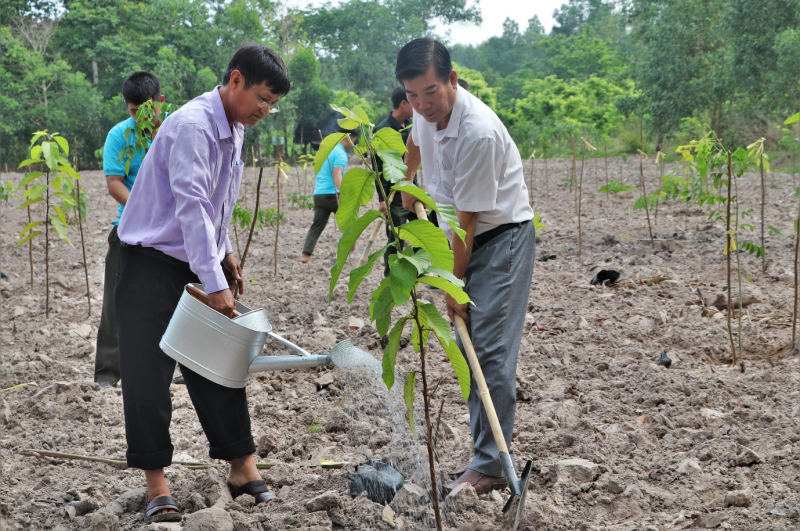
[452, 210, 477, 279]
[404, 135, 420, 181]
[106, 178, 130, 206]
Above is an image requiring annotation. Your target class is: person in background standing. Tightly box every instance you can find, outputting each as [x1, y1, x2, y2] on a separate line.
[94, 71, 164, 387]
[300, 129, 357, 264]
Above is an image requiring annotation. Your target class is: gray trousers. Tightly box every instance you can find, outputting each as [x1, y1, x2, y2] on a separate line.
[456, 221, 535, 478]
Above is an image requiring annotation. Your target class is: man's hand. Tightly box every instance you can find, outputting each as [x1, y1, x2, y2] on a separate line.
[208, 288, 236, 318]
[446, 293, 470, 322]
[222, 253, 244, 296]
[378, 201, 387, 215]
[401, 191, 417, 213]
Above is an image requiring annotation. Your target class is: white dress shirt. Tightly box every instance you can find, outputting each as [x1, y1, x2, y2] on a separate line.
[411, 87, 533, 241]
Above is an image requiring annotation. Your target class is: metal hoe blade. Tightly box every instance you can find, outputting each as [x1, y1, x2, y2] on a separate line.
[501, 460, 532, 531]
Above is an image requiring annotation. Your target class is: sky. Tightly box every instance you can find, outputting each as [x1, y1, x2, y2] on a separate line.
[293, 0, 567, 46]
[439, 0, 565, 46]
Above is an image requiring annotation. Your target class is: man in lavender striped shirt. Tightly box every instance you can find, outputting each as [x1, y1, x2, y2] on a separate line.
[115, 45, 290, 522]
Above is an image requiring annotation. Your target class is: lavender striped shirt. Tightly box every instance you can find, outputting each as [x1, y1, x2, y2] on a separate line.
[118, 87, 244, 293]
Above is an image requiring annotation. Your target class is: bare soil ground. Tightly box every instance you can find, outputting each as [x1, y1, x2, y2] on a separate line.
[1, 156, 799, 531]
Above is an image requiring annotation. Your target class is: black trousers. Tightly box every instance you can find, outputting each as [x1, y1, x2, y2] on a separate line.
[115, 244, 255, 470]
[95, 225, 120, 385]
[302, 194, 338, 255]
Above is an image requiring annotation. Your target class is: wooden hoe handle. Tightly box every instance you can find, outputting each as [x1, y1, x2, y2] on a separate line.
[453, 315, 510, 455]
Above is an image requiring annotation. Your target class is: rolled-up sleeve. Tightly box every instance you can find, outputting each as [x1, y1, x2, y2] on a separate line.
[452, 136, 498, 213]
[168, 124, 228, 293]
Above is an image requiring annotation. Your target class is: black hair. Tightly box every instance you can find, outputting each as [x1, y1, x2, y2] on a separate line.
[395, 37, 452, 84]
[457, 78, 470, 91]
[391, 86, 408, 109]
[122, 72, 161, 105]
[338, 127, 358, 137]
[223, 43, 291, 96]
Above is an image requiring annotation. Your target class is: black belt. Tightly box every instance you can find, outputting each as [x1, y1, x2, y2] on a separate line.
[472, 220, 530, 251]
[121, 242, 192, 271]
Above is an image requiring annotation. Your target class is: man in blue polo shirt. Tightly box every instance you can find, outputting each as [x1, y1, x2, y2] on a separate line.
[94, 71, 164, 387]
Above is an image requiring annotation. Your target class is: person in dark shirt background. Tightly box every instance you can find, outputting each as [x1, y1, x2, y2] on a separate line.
[374, 86, 415, 277]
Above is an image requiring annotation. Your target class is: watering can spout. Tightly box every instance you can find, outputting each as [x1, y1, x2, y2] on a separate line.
[248, 354, 332, 373]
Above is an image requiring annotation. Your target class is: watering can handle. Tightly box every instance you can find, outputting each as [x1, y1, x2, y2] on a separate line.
[186, 284, 242, 318]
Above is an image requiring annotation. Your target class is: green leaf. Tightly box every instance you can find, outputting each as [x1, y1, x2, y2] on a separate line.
[52, 204, 67, 226]
[378, 150, 408, 183]
[381, 317, 408, 391]
[314, 133, 347, 174]
[398, 220, 454, 271]
[352, 106, 371, 125]
[48, 141, 61, 170]
[398, 248, 430, 274]
[373, 128, 407, 154]
[370, 280, 396, 336]
[56, 164, 80, 180]
[18, 157, 44, 169]
[336, 168, 376, 230]
[50, 214, 72, 245]
[423, 265, 464, 286]
[785, 112, 800, 125]
[419, 302, 452, 345]
[329, 210, 382, 301]
[19, 220, 42, 236]
[388, 258, 418, 306]
[30, 131, 45, 146]
[768, 225, 783, 236]
[54, 192, 77, 207]
[54, 136, 69, 156]
[338, 117, 359, 130]
[23, 183, 47, 200]
[434, 203, 467, 242]
[438, 333, 471, 402]
[417, 276, 471, 304]
[17, 171, 44, 190]
[15, 230, 42, 247]
[18, 194, 44, 209]
[347, 244, 390, 303]
[403, 371, 417, 437]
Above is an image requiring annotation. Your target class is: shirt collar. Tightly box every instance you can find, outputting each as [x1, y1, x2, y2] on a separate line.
[211, 86, 232, 140]
[385, 112, 403, 130]
[441, 87, 465, 139]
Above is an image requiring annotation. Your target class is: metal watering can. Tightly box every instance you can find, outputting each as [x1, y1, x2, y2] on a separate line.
[159, 284, 370, 388]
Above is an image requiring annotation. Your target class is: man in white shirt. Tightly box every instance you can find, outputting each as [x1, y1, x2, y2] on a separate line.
[397, 37, 535, 494]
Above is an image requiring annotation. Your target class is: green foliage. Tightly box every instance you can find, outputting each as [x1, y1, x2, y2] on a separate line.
[323, 104, 472, 436]
[288, 48, 333, 128]
[16, 130, 80, 247]
[452, 62, 497, 109]
[533, 213, 546, 233]
[598, 179, 635, 194]
[307, 416, 324, 434]
[232, 203, 284, 231]
[119, 99, 179, 176]
[288, 192, 314, 210]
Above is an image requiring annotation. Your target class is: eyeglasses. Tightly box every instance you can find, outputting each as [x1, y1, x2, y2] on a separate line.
[246, 80, 278, 112]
